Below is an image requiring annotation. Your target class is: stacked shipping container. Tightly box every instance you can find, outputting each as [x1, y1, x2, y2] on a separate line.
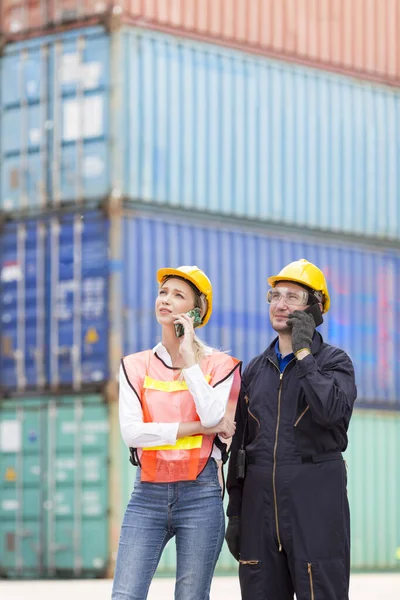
[1, 0, 399, 578]
[2, 26, 400, 238]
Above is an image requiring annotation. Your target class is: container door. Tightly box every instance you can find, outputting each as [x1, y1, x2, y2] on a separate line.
[51, 30, 109, 203]
[45, 396, 109, 576]
[0, 44, 49, 212]
[0, 395, 109, 578]
[0, 221, 46, 391]
[1, 28, 109, 212]
[0, 400, 46, 576]
[47, 212, 109, 390]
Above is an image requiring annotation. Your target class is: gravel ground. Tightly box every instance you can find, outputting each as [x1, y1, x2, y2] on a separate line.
[1, 574, 400, 599]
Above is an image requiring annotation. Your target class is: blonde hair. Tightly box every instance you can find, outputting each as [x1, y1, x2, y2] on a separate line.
[195, 293, 208, 322]
[193, 335, 214, 364]
[188, 288, 211, 364]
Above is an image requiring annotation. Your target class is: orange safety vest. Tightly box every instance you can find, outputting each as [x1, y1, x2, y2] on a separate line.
[122, 349, 241, 483]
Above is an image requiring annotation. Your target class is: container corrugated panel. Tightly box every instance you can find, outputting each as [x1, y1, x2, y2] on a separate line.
[117, 409, 400, 574]
[122, 211, 400, 406]
[2, 27, 400, 240]
[0, 394, 109, 578]
[0, 211, 109, 391]
[1, 1, 400, 87]
[123, 29, 400, 239]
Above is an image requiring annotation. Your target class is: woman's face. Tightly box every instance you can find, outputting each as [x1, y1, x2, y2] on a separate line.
[155, 277, 197, 326]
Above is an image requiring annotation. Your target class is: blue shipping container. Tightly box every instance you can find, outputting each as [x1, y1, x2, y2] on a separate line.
[1, 208, 399, 405]
[0, 211, 109, 391]
[1, 27, 400, 239]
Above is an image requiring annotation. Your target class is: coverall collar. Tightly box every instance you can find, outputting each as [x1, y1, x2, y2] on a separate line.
[263, 330, 324, 365]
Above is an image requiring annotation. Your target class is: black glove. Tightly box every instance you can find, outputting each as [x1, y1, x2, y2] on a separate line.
[287, 310, 315, 355]
[225, 516, 241, 561]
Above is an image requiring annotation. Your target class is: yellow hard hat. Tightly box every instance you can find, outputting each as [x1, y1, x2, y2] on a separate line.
[156, 265, 213, 326]
[267, 258, 331, 313]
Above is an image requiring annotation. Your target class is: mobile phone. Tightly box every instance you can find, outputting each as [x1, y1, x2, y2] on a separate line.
[174, 307, 202, 338]
[304, 302, 324, 327]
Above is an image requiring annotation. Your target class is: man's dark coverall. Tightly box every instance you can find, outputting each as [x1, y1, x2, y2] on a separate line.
[226, 331, 357, 600]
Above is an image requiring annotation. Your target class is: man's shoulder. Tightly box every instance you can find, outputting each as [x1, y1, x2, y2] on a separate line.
[317, 341, 354, 366]
[243, 350, 269, 377]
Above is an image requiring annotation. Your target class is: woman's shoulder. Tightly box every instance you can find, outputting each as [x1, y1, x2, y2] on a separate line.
[122, 349, 153, 364]
[206, 349, 241, 366]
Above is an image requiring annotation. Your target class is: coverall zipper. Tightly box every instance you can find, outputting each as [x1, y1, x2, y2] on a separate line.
[269, 358, 295, 552]
[273, 372, 283, 551]
[308, 562, 315, 600]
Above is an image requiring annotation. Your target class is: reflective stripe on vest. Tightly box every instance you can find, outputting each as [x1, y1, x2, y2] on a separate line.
[142, 435, 203, 451]
[143, 374, 211, 392]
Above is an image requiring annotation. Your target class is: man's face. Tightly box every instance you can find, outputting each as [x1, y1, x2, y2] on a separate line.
[269, 282, 309, 333]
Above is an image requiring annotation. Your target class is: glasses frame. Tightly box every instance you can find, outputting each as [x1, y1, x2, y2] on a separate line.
[266, 287, 315, 307]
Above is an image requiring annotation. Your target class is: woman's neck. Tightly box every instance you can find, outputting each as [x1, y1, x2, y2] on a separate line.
[161, 328, 183, 367]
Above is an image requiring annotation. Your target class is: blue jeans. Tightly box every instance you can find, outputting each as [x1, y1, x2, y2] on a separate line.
[111, 459, 225, 600]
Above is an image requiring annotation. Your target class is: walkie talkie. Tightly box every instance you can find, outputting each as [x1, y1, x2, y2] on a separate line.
[236, 448, 247, 479]
[236, 395, 249, 479]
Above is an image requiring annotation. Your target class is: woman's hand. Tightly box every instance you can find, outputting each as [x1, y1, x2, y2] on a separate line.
[177, 417, 236, 440]
[205, 416, 236, 439]
[174, 312, 197, 367]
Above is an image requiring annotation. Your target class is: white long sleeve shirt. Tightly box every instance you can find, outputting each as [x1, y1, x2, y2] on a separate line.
[119, 343, 234, 460]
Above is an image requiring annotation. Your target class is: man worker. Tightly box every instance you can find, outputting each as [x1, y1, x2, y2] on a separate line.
[225, 259, 357, 600]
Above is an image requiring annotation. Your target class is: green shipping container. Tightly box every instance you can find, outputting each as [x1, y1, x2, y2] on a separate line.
[115, 409, 400, 575]
[0, 395, 109, 578]
[347, 410, 400, 571]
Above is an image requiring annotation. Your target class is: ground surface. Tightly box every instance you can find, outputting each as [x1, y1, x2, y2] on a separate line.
[2, 574, 400, 599]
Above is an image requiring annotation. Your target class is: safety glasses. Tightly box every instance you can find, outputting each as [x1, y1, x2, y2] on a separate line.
[267, 287, 310, 307]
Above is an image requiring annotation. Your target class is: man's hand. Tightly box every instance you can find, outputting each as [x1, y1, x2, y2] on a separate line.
[225, 517, 241, 561]
[287, 310, 315, 355]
